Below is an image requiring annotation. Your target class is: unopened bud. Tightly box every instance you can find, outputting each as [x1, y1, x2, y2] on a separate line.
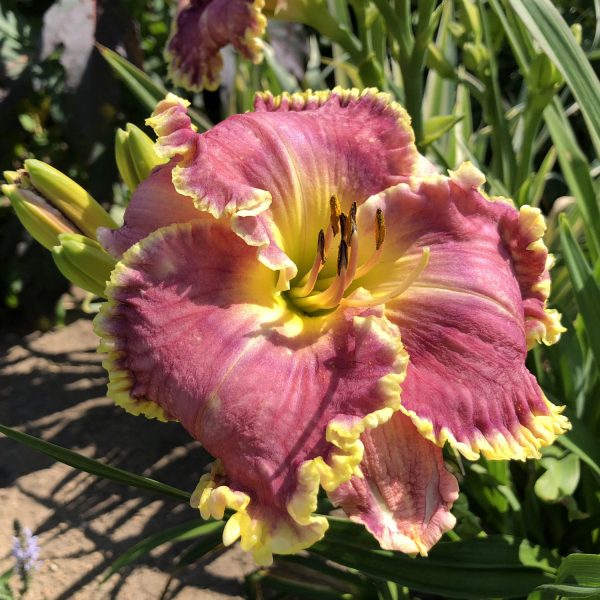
[528, 53, 563, 94]
[24, 159, 117, 239]
[2, 183, 78, 250]
[463, 42, 489, 75]
[2, 170, 20, 184]
[426, 43, 456, 79]
[115, 123, 165, 192]
[52, 233, 116, 298]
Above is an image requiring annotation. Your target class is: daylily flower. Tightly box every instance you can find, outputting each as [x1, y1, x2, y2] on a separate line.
[165, 0, 349, 91]
[165, 0, 268, 91]
[94, 88, 569, 565]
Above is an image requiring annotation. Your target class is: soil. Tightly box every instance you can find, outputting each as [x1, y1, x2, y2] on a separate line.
[0, 317, 255, 599]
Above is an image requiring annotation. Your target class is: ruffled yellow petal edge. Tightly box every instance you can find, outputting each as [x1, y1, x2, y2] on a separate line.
[449, 162, 566, 349]
[93, 243, 175, 423]
[191, 314, 409, 565]
[255, 85, 416, 148]
[398, 395, 570, 462]
[398, 163, 570, 461]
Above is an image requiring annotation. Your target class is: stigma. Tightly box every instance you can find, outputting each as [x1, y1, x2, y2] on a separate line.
[288, 196, 428, 314]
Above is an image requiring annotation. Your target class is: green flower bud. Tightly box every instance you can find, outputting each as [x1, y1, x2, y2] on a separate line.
[2, 183, 78, 250]
[52, 233, 116, 298]
[2, 170, 20, 184]
[426, 43, 456, 79]
[528, 53, 563, 94]
[115, 123, 166, 192]
[463, 42, 489, 75]
[571, 23, 582, 46]
[24, 159, 117, 239]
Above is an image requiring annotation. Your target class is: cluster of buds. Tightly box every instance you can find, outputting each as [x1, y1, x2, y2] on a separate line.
[2, 124, 162, 298]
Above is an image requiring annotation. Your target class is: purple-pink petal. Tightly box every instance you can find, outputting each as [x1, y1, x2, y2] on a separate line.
[330, 412, 458, 554]
[165, 0, 267, 91]
[145, 88, 424, 286]
[95, 218, 408, 563]
[352, 167, 569, 460]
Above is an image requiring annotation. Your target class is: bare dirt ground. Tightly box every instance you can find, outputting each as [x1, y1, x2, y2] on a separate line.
[0, 317, 255, 599]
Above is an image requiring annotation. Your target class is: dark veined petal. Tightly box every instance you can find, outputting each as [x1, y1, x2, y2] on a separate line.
[94, 218, 408, 564]
[330, 412, 458, 555]
[165, 0, 267, 92]
[350, 164, 569, 461]
[145, 89, 426, 287]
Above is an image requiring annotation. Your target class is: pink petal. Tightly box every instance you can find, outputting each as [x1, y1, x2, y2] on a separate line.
[352, 165, 570, 460]
[146, 89, 423, 285]
[98, 161, 207, 258]
[330, 412, 458, 555]
[165, 0, 267, 91]
[94, 219, 409, 564]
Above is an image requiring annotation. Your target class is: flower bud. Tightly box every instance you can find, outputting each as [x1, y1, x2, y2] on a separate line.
[24, 159, 117, 239]
[426, 44, 456, 79]
[52, 233, 116, 298]
[115, 123, 165, 192]
[528, 53, 563, 95]
[463, 42, 489, 75]
[1, 182, 78, 250]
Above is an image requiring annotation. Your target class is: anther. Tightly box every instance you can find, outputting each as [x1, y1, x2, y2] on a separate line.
[317, 229, 325, 264]
[337, 239, 348, 275]
[330, 195, 341, 236]
[347, 202, 357, 242]
[375, 208, 386, 250]
[339, 213, 347, 242]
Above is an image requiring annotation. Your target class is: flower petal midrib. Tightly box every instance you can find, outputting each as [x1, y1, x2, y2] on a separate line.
[407, 282, 523, 322]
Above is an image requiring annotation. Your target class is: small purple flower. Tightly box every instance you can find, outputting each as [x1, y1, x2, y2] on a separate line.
[12, 528, 40, 576]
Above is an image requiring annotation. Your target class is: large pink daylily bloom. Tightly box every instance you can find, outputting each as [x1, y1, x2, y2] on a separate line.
[94, 88, 569, 564]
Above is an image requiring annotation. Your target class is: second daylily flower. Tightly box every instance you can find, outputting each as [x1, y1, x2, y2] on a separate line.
[94, 88, 569, 564]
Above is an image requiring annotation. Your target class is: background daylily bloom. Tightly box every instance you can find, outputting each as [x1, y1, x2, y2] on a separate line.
[94, 88, 569, 565]
[165, 0, 268, 91]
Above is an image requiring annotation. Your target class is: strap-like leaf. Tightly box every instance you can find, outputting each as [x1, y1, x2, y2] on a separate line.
[0, 423, 190, 502]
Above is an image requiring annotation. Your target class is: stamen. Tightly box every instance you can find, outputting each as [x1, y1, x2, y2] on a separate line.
[330, 195, 341, 236]
[345, 247, 430, 308]
[294, 241, 349, 311]
[339, 213, 347, 242]
[375, 208, 386, 250]
[317, 229, 326, 264]
[294, 269, 347, 311]
[344, 227, 359, 285]
[289, 229, 326, 298]
[351, 208, 386, 281]
[337, 239, 348, 275]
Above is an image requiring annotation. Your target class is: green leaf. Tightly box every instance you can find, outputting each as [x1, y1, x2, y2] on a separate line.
[559, 216, 600, 368]
[559, 422, 600, 481]
[0, 424, 190, 502]
[537, 554, 600, 598]
[421, 114, 464, 148]
[313, 521, 556, 599]
[173, 525, 226, 569]
[508, 0, 600, 158]
[105, 520, 223, 579]
[544, 99, 600, 261]
[535, 452, 580, 501]
[97, 44, 212, 131]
